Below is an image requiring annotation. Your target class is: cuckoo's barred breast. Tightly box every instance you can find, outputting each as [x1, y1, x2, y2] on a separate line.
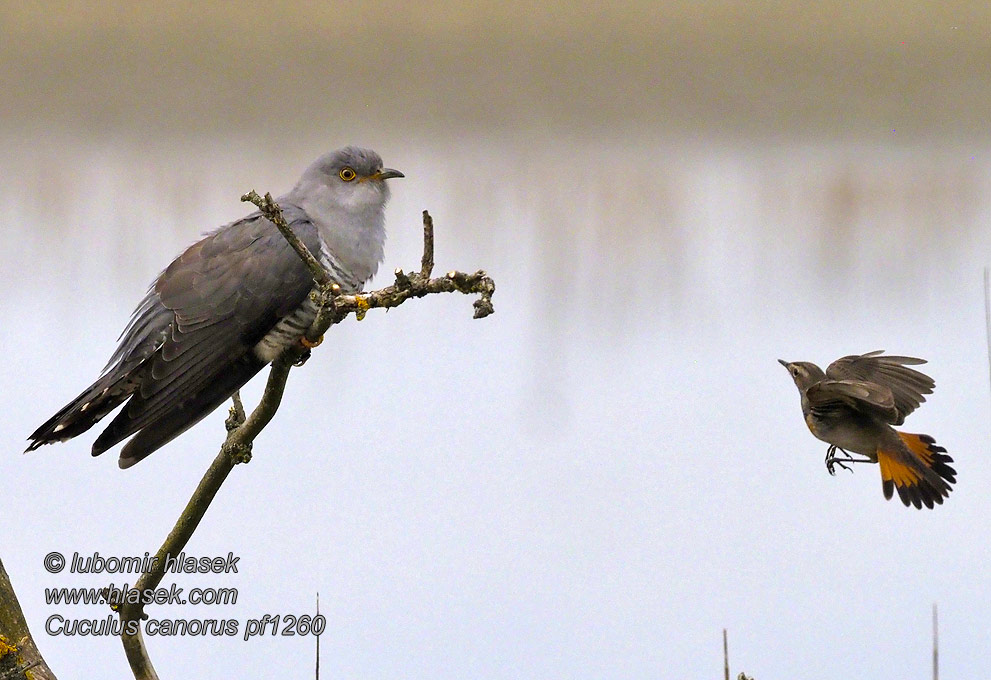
[252, 243, 360, 363]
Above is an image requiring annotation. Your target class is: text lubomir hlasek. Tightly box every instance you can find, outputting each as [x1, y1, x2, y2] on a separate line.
[68, 551, 240, 574]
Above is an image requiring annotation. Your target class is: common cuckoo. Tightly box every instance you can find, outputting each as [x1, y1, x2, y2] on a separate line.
[780, 350, 956, 509]
[27, 146, 403, 468]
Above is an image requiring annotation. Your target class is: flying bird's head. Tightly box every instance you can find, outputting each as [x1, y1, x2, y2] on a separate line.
[294, 146, 404, 214]
[778, 359, 826, 392]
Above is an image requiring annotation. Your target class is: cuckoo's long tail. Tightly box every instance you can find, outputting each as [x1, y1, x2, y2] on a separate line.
[26, 371, 136, 452]
[877, 433, 956, 509]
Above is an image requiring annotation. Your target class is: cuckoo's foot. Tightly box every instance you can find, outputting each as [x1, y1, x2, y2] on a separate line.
[293, 348, 312, 367]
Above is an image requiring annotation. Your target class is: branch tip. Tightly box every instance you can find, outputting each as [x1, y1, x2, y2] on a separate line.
[394, 268, 411, 289]
[421, 210, 435, 278]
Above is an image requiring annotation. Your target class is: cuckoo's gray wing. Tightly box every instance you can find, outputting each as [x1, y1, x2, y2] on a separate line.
[90, 206, 323, 467]
[824, 350, 934, 425]
[26, 293, 175, 449]
[805, 378, 900, 424]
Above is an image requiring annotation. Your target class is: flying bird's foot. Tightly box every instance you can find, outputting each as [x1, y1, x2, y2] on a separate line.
[825, 446, 855, 476]
[824, 447, 870, 475]
[826, 455, 852, 476]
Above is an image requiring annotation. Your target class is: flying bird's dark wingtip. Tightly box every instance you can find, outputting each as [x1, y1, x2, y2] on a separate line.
[25, 434, 56, 452]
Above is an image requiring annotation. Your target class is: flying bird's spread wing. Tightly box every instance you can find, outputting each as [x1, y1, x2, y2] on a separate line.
[824, 350, 934, 425]
[805, 378, 900, 424]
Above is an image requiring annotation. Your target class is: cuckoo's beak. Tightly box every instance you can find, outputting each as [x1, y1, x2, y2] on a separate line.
[370, 168, 404, 181]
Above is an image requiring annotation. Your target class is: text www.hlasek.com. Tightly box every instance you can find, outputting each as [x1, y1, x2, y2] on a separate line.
[46, 583, 236, 607]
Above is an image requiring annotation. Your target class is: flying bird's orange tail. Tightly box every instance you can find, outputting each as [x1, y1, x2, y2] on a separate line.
[877, 433, 956, 509]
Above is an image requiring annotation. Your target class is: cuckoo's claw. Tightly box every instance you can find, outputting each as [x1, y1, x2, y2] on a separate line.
[295, 335, 322, 365]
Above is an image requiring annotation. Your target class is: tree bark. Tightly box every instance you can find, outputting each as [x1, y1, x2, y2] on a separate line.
[0, 557, 58, 680]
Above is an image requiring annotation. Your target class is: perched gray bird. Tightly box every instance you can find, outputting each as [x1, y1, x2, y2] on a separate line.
[779, 351, 956, 509]
[27, 146, 403, 468]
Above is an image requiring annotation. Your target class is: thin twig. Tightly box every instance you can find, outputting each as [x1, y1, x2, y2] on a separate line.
[119, 200, 494, 678]
[241, 190, 330, 287]
[225, 391, 246, 432]
[420, 210, 434, 278]
[932, 603, 938, 680]
[325, 268, 495, 321]
[315, 592, 320, 680]
[723, 628, 729, 680]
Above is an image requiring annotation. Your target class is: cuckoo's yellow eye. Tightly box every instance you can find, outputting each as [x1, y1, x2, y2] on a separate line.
[339, 167, 356, 181]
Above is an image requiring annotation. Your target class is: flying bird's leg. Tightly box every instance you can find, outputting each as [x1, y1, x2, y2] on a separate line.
[825, 446, 850, 475]
[825, 446, 872, 476]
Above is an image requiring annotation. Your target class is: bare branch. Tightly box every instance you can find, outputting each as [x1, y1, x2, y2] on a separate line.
[226, 391, 246, 432]
[117, 358, 297, 678]
[0, 558, 58, 680]
[119, 201, 494, 677]
[120, 628, 158, 680]
[420, 210, 434, 278]
[241, 190, 330, 287]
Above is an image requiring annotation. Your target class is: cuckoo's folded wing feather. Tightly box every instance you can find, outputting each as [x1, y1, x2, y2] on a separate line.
[824, 350, 934, 424]
[27, 291, 170, 448]
[90, 207, 323, 463]
[806, 379, 900, 424]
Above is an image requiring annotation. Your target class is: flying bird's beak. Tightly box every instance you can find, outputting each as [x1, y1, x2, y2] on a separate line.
[777, 359, 790, 369]
[369, 168, 404, 181]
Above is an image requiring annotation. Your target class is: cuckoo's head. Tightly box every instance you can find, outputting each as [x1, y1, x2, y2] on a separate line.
[778, 359, 826, 392]
[294, 146, 404, 213]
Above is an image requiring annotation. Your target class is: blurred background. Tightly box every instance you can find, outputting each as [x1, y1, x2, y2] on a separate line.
[2, 2, 991, 677]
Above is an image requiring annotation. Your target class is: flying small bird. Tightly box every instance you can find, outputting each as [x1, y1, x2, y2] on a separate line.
[27, 146, 403, 468]
[779, 350, 956, 509]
